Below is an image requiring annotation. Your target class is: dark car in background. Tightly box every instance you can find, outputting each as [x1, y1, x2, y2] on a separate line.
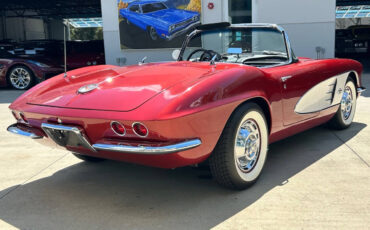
[0, 40, 105, 89]
[10, 40, 105, 69]
[14, 40, 64, 56]
[66, 40, 105, 69]
[0, 49, 64, 90]
[336, 26, 370, 57]
[0, 40, 16, 53]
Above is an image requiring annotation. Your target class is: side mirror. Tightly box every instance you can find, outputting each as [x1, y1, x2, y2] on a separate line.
[172, 49, 180, 60]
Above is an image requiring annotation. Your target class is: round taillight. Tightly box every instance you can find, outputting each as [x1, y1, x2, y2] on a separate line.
[11, 111, 19, 121]
[19, 112, 28, 123]
[111, 121, 126, 136]
[132, 122, 148, 137]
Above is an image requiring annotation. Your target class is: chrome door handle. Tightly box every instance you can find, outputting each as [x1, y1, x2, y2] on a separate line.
[281, 76, 292, 82]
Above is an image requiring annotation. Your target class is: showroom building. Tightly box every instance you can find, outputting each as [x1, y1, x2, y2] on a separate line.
[0, 0, 369, 66]
[102, 0, 337, 65]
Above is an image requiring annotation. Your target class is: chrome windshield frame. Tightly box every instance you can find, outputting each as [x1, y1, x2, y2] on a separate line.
[178, 23, 295, 67]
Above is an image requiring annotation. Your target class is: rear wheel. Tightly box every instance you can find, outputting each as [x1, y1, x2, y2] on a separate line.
[209, 103, 269, 190]
[7, 65, 34, 90]
[328, 79, 357, 130]
[72, 152, 105, 162]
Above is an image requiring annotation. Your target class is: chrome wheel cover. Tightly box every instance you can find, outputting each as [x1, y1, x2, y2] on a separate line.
[234, 119, 261, 173]
[341, 85, 353, 120]
[9, 67, 31, 89]
[150, 27, 157, 40]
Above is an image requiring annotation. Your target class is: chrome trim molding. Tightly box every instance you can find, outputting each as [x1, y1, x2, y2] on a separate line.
[281, 76, 292, 82]
[41, 123, 81, 133]
[92, 139, 202, 155]
[41, 123, 96, 152]
[357, 87, 366, 94]
[7, 124, 43, 139]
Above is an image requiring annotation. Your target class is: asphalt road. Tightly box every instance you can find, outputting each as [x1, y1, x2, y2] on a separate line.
[0, 73, 369, 230]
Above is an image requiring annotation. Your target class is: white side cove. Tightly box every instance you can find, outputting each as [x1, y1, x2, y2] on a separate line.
[295, 72, 351, 114]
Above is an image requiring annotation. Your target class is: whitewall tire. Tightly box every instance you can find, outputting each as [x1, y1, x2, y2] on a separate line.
[209, 103, 269, 190]
[328, 78, 357, 129]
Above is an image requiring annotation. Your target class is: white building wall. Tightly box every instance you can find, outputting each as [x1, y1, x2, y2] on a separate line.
[252, 0, 336, 59]
[102, 0, 336, 64]
[201, 0, 228, 24]
[101, 0, 227, 65]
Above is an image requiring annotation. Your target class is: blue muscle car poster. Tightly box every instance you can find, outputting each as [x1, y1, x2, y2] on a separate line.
[117, 0, 201, 49]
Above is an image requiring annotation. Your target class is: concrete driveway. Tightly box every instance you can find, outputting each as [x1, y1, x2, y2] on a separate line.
[0, 73, 369, 230]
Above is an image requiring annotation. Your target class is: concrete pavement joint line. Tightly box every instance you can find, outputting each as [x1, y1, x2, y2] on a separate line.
[0, 152, 69, 201]
[331, 131, 370, 167]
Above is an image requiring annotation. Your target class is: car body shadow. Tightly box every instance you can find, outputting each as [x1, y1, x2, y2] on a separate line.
[0, 122, 366, 230]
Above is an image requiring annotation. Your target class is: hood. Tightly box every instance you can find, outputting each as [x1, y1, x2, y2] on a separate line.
[26, 62, 229, 112]
[146, 9, 198, 25]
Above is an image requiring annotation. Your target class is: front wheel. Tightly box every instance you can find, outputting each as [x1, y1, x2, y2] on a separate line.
[209, 103, 269, 190]
[148, 26, 158, 41]
[7, 65, 34, 90]
[328, 79, 357, 130]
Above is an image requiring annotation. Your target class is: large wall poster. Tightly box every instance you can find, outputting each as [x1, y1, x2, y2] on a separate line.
[117, 0, 201, 49]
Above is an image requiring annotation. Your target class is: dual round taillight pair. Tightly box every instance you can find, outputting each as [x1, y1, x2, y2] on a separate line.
[12, 111, 28, 124]
[111, 121, 148, 138]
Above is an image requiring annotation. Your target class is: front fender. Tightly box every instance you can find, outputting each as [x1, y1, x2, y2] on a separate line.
[141, 16, 170, 35]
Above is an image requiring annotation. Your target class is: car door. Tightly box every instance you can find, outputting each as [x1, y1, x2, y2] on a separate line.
[127, 5, 143, 28]
[268, 60, 325, 126]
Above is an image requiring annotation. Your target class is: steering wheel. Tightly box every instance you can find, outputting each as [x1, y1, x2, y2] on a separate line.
[187, 48, 222, 62]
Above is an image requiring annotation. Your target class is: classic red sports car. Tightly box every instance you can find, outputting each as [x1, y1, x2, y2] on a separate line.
[7, 23, 366, 189]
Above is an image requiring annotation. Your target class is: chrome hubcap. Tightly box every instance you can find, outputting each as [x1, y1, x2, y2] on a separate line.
[234, 119, 261, 172]
[150, 28, 157, 40]
[341, 86, 353, 120]
[10, 67, 31, 89]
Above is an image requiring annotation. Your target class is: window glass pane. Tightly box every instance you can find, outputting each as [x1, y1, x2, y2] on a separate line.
[142, 3, 167, 13]
[229, 0, 252, 23]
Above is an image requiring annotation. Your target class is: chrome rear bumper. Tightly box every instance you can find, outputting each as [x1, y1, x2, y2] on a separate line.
[7, 123, 201, 155]
[7, 124, 43, 139]
[92, 139, 201, 154]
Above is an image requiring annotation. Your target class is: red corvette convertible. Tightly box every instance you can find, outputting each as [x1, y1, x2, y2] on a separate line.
[7, 23, 366, 189]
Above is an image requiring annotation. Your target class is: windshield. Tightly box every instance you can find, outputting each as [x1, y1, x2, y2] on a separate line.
[142, 3, 167, 13]
[181, 27, 289, 67]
